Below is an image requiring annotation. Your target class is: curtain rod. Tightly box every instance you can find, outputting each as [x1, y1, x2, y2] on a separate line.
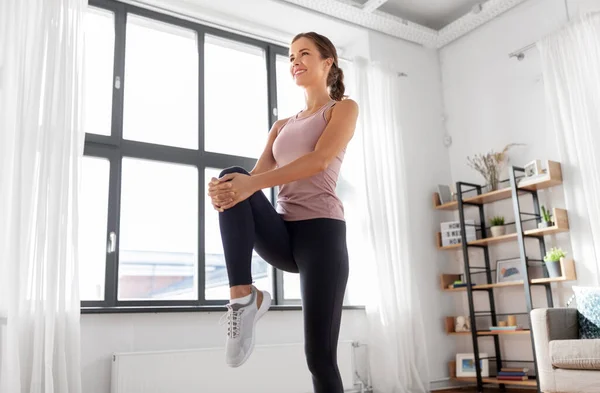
[509, 10, 599, 59]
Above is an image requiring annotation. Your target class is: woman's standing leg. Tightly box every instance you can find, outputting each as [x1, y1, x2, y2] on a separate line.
[288, 218, 349, 393]
[217, 166, 298, 367]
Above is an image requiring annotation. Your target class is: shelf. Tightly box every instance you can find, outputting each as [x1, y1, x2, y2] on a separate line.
[440, 259, 577, 292]
[433, 160, 562, 211]
[436, 208, 569, 251]
[445, 317, 530, 336]
[448, 330, 531, 336]
[452, 376, 537, 387]
[449, 361, 538, 387]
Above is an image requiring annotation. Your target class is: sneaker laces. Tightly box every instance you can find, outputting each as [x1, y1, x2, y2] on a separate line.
[219, 304, 244, 339]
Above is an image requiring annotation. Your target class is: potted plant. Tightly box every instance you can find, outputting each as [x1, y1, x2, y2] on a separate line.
[543, 247, 566, 278]
[489, 216, 506, 237]
[538, 205, 554, 228]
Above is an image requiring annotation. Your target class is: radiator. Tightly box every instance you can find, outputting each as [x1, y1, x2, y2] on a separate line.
[111, 340, 366, 393]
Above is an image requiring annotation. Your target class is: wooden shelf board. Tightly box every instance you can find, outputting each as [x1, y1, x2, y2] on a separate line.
[449, 330, 530, 336]
[438, 243, 462, 251]
[436, 226, 567, 250]
[442, 259, 576, 292]
[433, 161, 562, 211]
[452, 376, 537, 387]
[437, 210, 569, 251]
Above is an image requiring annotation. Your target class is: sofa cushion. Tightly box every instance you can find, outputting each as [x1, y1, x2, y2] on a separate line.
[550, 339, 600, 370]
[573, 286, 600, 339]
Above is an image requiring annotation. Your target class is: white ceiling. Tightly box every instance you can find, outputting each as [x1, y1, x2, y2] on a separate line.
[371, 0, 486, 30]
[277, 0, 530, 48]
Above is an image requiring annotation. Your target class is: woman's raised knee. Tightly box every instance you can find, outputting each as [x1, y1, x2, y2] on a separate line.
[219, 166, 249, 178]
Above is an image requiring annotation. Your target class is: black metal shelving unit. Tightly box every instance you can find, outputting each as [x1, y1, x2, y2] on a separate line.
[444, 161, 570, 393]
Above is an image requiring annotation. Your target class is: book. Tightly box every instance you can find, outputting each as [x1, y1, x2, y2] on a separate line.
[497, 375, 529, 381]
[489, 326, 522, 331]
[501, 367, 529, 373]
[498, 371, 528, 377]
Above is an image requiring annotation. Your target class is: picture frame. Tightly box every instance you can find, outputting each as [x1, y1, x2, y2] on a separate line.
[456, 353, 489, 377]
[496, 258, 524, 283]
[524, 159, 541, 177]
[437, 184, 452, 204]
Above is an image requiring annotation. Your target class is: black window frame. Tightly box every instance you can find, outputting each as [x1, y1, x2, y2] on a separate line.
[81, 0, 365, 314]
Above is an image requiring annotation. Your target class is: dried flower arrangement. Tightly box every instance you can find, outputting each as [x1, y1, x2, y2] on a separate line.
[466, 144, 525, 191]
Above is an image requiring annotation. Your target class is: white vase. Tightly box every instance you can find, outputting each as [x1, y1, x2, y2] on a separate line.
[490, 226, 506, 237]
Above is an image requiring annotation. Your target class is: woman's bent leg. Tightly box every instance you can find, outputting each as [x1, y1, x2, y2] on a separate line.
[217, 166, 299, 368]
[218, 166, 298, 289]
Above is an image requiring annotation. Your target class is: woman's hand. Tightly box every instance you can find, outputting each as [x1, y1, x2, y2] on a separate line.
[207, 173, 257, 211]
[208, 177, 233, 212]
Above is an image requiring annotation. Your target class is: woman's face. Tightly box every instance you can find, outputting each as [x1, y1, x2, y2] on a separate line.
[289, 37, 332, 88]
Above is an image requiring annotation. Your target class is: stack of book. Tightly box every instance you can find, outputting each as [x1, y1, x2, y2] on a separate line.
[489, 326, 523, 332]
[497, 367, 529, 381]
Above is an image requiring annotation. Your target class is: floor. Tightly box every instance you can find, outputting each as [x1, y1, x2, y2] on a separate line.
[436, 389, 533, 393]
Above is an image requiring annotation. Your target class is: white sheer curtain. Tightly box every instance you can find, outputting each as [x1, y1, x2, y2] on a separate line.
[353, 56, 430, 393]
[537, 12, 600, 286]
[0, 0, 85, 392]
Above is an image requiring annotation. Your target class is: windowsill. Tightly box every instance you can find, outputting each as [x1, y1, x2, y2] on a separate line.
[81, 304, 366, 314]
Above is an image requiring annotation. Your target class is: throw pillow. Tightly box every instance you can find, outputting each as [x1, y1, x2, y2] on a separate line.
[573, 286, 600, 339]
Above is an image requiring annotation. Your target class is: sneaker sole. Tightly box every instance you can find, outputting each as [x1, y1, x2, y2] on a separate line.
[228, 290, 271, 368]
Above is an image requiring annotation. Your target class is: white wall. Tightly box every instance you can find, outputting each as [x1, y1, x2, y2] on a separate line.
[439, 0, 600, 369]
[81, 309, 368, 393]
[367, 31, 458, 387]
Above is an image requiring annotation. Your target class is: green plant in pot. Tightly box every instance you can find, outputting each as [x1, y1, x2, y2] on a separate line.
[543, 247, 566, 278]
[489, 216, 506, 237]
[538, 205, 554, 229]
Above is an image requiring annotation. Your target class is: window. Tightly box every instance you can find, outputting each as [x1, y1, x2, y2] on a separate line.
[83, 7, 114, 136]
[204, 36, 269, 158]
[79, 156, 110, 300]
[118, 158, 198, 300]
[122, 15, 199, 149]
[81, 0, 365, 310]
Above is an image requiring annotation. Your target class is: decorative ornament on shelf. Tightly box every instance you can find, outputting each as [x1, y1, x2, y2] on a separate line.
[489, 215, 506, 237]
[543, 247, 566, 278]
[455, 316, 471, 332]
[539, 205, 554, 228]
[466, 143, 525, 191]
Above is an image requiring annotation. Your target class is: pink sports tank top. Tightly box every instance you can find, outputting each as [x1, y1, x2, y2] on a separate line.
[272, 99, 345, 221]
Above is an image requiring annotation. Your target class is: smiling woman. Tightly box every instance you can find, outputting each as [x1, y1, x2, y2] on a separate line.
[207, 32, 358, 393]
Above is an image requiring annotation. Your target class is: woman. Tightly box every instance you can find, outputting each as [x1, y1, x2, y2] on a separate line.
[208, 31, 358, 393]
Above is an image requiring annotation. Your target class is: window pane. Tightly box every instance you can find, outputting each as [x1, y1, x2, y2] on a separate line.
[276, 54, 305, 120]
[80, 157, 110, 301]
[118, 158, 198, 300]
[83, 7, 115, 136]
[123, 15, 198, 149]
[204, 36, 268, 158]
[283, 272, 301, 300]
[204, 168, 273, 300]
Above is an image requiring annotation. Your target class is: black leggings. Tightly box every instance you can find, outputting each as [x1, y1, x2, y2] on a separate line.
[218, 166, 349, 393]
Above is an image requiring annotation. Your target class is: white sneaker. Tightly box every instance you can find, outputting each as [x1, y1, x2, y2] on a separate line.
[220, 287, 271, 367]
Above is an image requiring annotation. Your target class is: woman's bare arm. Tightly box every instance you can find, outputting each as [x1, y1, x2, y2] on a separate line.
[250, 99, 358, 190]
[249, 117, 289, 176]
